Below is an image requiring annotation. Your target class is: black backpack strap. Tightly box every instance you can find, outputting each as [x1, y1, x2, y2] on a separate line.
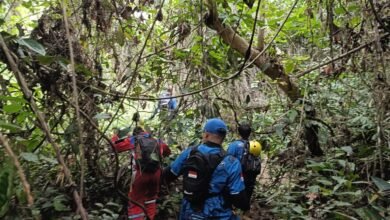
[206, 148, 225, 172]
[240, 139, 250, 155]
[241, 139, 249, 147]
[187, 145, 200, 157]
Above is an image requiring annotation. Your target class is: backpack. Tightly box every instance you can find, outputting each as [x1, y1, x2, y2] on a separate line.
[241, 140, 261, 175]
[181, 146, 225, 207]
[134, 135, 161, 173]
[113, 137, 131, 152]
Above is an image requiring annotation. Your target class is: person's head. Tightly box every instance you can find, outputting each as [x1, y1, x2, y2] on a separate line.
[238, 123, 251, 140]
[202, 118, 228, 145]
[133, 126, 144, 136]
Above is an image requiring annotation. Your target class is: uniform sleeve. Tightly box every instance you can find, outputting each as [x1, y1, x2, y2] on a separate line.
[225, 156, 245, 195]
[168, 98, 177, 110]
[128, 136, 135, 149]
[227, 142, 238, 158]
[170, 148, 192, 176]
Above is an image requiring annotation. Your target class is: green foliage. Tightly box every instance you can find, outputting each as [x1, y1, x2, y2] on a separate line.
[371, 176, 390, 195]
[0, 161, 15, 218]
[16, 38, 46, 55]
[87, 202, 121, 220]
[158, 192, 182, 218]
[0, 0, 388, 219]
[33, 186, 72, 219]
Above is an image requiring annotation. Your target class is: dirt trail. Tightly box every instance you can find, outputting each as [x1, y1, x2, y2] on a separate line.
[240, 156, 276, 220]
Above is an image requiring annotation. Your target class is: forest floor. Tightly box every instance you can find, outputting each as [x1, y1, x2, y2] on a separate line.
[240, 156, 276, 220]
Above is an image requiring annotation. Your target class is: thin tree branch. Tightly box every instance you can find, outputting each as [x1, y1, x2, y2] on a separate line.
[243, 0, 299, 69]
[0, 34, 88, 219]
[98, 0, 167, 144]
[33, 106, 66, 152]
[141, 40, 180, 60]
[368, 0, 390, 33]
[80, 0, 298, 103]
[0, 133, 34, 206]
[237, 0, 262, 73]
[295, 33, 389, 78]
[62, 0, 85, 199]
[2, 0, 17, 20]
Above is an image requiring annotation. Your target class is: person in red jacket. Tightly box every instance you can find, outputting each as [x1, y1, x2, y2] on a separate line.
[112, 126, 170, 220]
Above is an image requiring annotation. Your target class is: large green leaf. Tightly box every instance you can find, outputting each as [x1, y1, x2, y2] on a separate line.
[287, 109, 298, 123]
[20, 152, 39, 163]
[340, 146, 353, 156]
[0, 96, 26, 103]
[36, 55, 56, 65]
[17, 38, 46, 55]
[354, 207, 384, 220]
[3, 104, 23, 113]
[53, 195, 70, 211]
[0, 120, 22, 131]
[371, 176, 390, 192]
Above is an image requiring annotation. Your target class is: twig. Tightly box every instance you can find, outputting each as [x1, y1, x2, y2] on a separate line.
[141, 40, 180, 60]
[33, 106, 66, 152]
[0, 133, 34, 206]
[295, 33, 390, 78]
[0, 34, 88, 219]
[62, 0, 85, 199]
[306, 117, 335, 138]
[110, 0, 126, 33]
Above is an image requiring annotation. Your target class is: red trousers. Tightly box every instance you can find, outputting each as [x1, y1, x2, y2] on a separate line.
[128, 168, 161, 220]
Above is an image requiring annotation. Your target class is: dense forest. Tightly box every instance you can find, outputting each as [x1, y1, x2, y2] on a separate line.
[0, 0, 389, 219]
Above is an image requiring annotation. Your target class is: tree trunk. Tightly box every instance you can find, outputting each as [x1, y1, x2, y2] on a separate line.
[205, 4, 323, 156]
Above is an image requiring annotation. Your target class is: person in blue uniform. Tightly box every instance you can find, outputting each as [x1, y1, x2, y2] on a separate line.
[150, 89, 177, 120]
[227, 123, 261, 202]
[162, 118, 249, 219]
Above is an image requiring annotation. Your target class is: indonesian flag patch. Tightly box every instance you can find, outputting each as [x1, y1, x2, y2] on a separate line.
[188, 171, 197, 179]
